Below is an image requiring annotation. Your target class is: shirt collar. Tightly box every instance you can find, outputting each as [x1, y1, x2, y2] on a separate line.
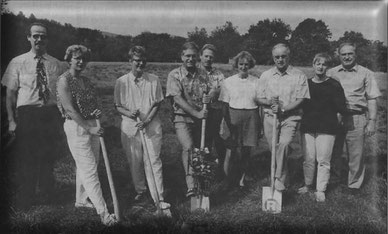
[181, 65, 197, 78]
[272, 65, 293, 76]
[129, 71, 148, 83]
[338, 64, 358, 72]
[29, 50, 48, 60]
[198, 64, 215, 75]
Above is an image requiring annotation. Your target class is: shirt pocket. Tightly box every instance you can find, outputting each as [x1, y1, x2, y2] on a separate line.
[20, 71, 37, 90]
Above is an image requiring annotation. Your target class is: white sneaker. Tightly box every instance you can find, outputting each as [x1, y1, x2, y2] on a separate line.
[100, 212, 118, 226]
[315, 191, 326, 202]
[160, 201, 171, 210]
[75, 201, 94, 209]
[297, 185, 311, 194]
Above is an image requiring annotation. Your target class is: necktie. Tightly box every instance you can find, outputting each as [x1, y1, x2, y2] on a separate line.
[36, 56, 50, 104]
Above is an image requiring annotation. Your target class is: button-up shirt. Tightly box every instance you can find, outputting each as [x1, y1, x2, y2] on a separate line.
[198, 65, 225, 109]
[114, 71, 164, 120]
[258, 65, 310, 118]
[326, 64, 381, 112]
[218, 74, 260, 109]
[166, 66, 211, 123]
[1, 51, 64, 107]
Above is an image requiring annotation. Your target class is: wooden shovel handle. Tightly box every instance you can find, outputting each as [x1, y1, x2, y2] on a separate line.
[200, 103, 207, 149]
[96, 119, 120, 221]
[270, 114, 278, 197]
[136, 117, 162, 213]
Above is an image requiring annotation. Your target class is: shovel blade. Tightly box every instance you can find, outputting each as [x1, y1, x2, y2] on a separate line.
[191, 195, 210, 212]
[262, 186, 282, 214]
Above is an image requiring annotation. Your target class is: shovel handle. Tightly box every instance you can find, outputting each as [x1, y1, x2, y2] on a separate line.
[200, 103, 207, 149]
[96, 119, 120, 221]
[270, 114, 278, 197]
[137, 117, 162, 214]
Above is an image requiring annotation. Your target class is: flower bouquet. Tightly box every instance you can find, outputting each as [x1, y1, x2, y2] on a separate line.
[190, 147, 218, 197]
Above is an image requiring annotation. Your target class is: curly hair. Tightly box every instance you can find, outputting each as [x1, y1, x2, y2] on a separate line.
[64, 45, 91, 63]
[128, 45, 147, 60]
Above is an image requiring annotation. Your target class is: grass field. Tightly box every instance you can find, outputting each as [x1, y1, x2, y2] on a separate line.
[4, 62, 387, 233]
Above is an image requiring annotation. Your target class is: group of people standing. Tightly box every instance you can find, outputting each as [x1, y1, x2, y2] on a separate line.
[3, 22, 381, 226]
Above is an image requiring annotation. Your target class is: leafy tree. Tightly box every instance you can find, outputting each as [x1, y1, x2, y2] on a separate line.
[242, 18, 291, 65]
[209, 21, 242, 63]
[289, 18, 332, 65]
[133, 32, 185, 62]
[187, 27, 208, 49]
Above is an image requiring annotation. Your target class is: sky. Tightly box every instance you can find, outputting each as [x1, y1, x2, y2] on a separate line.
[5, 0, 388, 44]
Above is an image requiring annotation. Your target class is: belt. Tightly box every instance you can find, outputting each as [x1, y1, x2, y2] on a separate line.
[347, 110, 365, 115]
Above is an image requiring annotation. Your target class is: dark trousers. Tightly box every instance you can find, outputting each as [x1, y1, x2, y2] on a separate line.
[14, 105, 63, 207]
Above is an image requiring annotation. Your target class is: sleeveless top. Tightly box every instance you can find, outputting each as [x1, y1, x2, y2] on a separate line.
[57, 71, 100, 120]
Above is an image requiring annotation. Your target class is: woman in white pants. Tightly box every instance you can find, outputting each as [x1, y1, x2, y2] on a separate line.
[57, 45, 117, 225]
[299, 53, 347, 202]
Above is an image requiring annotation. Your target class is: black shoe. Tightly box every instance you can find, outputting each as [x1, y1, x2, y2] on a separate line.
[186, 188, 195, 198]
[134, 192, 149, 203]
[344, 187, 360, 196]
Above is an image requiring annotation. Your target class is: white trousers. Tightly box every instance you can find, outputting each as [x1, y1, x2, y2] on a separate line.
[121, 119, 165, 203]
[302, 133, 336, 192]
[64, 119, 108, 215]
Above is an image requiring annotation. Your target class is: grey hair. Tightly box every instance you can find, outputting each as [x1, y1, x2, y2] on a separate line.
[338, 42, 356, 53]
[272, 43, 290, 55]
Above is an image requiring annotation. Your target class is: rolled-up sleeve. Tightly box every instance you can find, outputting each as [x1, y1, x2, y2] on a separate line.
[257, 74, 267, 99]
[154, 77, 164, 103]
[218, 81, 230, 103]
[365, 71, 381, 99]
[1, 58, 19, 91]
[114, 79, 123, 107]
[166, 71, 182, 98]
[296, 74, 310, 99]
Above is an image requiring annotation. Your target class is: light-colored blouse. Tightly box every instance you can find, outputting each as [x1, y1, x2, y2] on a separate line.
[218, 74, 260, 109]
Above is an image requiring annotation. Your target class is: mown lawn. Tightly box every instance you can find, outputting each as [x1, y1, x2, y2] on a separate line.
[2, 62, 387, 233]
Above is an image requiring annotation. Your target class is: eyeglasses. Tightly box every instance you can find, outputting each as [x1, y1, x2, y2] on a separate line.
[273, 55, 288, 59]
[133, 59, 146, 63]
[31, 34, 48, 40]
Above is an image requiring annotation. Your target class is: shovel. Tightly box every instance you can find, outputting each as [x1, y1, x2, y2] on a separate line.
[190, 103, 210, 212]
[262, 113, 282, 214]
[96, 119, 121, 221]
[137, 117, 172, 217]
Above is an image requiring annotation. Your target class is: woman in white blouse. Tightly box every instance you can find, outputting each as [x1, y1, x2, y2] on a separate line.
[219, 51, 261, 189]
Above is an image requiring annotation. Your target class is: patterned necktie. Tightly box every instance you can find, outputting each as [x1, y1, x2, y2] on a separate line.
[36, 56, 50, 104]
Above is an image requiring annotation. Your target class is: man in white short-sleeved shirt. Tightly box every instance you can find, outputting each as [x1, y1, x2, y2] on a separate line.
[2, 22, 65, 209]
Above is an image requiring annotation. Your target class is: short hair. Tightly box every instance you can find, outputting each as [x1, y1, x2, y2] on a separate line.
[27, 22, 48, 36]
[232, 51, 256, 69]
[128, 46, 146, 60]
[200, 44, 217, 55]
[181, 41, 199, 54]
[338, 42, 356, 54]
[272, 43, 290, 55]
[312, 53, 332, 66]
[64, 45, 91, 62]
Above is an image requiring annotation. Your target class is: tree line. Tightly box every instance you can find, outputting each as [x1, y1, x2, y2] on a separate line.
[1, 11, 387, 72]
